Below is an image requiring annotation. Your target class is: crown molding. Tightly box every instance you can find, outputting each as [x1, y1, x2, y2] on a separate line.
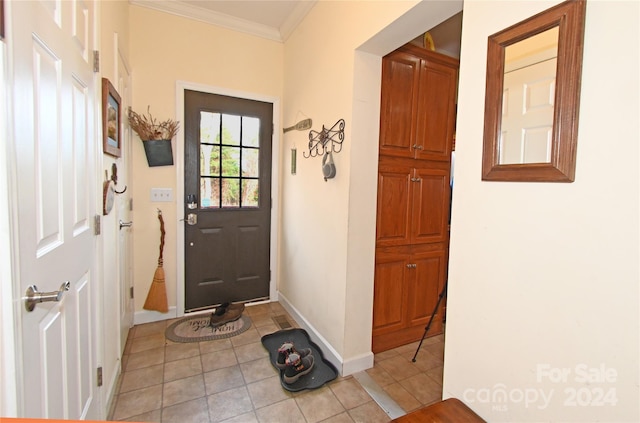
[130, 0, 284, 42]
[280, 1, 317, 42]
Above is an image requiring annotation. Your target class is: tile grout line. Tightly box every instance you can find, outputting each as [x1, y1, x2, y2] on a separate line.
[352, 371, 406, 420]
[119, 306, 440, 422]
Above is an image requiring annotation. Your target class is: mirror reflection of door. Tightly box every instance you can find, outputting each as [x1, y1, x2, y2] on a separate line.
[184, 90, 273, 312]
[500, 27, 558, 164]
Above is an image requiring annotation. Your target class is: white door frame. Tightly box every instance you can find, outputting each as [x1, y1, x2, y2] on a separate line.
[0, 31, 20, 417]
[175, 81, 281, 317]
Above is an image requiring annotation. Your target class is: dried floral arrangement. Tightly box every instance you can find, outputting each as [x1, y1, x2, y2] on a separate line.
[128, 107, 180, 141]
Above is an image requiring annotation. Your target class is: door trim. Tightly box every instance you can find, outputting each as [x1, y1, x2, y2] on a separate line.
[0, 35, 20, 417]
[175, 81, 281, 317]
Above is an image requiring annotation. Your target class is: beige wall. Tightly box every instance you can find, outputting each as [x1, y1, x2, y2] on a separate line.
[128, 6, 284, 317]
[280, 0, 421, 368]
[282, 2, 639, 419]
[280, 0, 461, 371]
[123, 3, 639, 421]
[443, 1, 639, 421]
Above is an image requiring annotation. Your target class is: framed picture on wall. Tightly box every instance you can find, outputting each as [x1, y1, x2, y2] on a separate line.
[102, 78, 122, 157]
[1, 0, 5, 40]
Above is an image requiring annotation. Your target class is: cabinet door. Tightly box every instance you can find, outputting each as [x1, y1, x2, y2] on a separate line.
[372, 248, 411, 337]
[379, 50, 420, 158]
[406, 248, 447, 328]
[372, 245, 446, 353]
[415, 56, 458, 161]
[411, 166, 450, 245]
[376, 162, 412, 247]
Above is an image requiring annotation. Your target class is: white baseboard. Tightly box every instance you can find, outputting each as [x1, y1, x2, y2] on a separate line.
[103, 360, 121, 420]
[276, 292, 350, 376]
[134, 306, 178, 325]
[133, 298, 374, 376]
[343, 351, 374, 376]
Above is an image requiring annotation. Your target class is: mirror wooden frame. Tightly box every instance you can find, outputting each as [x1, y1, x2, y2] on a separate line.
[482, 0, 586, 182]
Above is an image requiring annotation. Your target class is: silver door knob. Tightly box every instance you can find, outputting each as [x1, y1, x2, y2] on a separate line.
[24, 281, 71, 312]
[119, 220, 133, 230]
[182, 213, 197, 225]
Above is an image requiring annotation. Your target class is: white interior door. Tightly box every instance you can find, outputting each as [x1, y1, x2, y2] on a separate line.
[500, 57, 557, 164]
[11, 0, 99, 419]
[117, 50, 134, 351]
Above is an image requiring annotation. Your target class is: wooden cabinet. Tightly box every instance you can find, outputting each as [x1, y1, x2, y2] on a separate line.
[376, 158, 450, 248]
[373, 245, 447, 351]
[379, 46, 458, 162]
[373, 44, 458, 353]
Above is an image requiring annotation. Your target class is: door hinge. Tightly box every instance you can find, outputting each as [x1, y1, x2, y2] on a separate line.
[130, 287, 134, 299]
[94, 215, 101, 235]
[93, 50, 100, 72]
[97, 367, 103, 387]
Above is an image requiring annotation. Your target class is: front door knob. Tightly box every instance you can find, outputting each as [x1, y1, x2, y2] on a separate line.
[185, 213, 197, 225]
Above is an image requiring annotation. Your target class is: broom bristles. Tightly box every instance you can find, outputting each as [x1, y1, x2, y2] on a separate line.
[143, 264, 168, 313]
[144, 211, 168, 313]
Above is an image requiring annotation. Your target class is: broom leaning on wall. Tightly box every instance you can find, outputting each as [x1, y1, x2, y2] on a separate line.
[143, 209, 169, 313]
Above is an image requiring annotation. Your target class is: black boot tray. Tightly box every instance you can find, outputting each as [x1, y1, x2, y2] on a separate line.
[261, 328, 339, 392]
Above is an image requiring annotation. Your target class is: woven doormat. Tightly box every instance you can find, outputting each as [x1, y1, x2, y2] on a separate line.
[165, 314, 251, 343]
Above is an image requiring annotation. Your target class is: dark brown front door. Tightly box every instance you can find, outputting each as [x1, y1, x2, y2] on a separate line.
[184, 90, 273, 312]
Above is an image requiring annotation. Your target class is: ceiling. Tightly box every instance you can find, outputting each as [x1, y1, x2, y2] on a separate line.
[129, 0, 317, 42]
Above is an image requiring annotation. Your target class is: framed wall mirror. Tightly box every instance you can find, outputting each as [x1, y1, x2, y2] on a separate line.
[482, 0, 586, 182]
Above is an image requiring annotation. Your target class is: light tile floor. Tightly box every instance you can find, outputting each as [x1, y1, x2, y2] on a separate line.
[108, 302, 444, 423]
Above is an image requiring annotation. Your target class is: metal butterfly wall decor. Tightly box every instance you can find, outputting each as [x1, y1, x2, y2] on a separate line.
[304, 119, 345, 158]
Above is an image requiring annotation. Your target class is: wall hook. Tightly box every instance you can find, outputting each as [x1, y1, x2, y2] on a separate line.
[109, 163, 127, 194]
[304, 119, 345, 158]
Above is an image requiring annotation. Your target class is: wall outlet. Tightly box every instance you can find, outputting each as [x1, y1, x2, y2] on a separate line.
[151, 188, 173, 202]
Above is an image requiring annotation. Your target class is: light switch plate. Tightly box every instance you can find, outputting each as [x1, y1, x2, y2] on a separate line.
[151, 188, 173, 202]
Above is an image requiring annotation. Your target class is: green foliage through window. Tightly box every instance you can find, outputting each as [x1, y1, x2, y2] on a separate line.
[199, 112, 260, 208]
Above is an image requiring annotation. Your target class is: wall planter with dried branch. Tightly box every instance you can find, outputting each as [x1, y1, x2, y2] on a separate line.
[128, 107, 180, 167]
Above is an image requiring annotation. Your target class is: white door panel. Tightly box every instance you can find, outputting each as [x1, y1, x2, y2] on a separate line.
[39, 306, 66, 418]
[501, 58, 556, 164]
[117, 47, 133, 352]
[11, 0, 98, 419]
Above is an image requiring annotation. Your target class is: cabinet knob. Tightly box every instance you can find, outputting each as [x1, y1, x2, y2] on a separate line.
[406, 263, 417, 269]
[411, 177, 421, 182]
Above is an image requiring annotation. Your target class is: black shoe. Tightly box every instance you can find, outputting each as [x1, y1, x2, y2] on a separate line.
[276, 342, 312, 369]
[283, 352, 314, 384]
